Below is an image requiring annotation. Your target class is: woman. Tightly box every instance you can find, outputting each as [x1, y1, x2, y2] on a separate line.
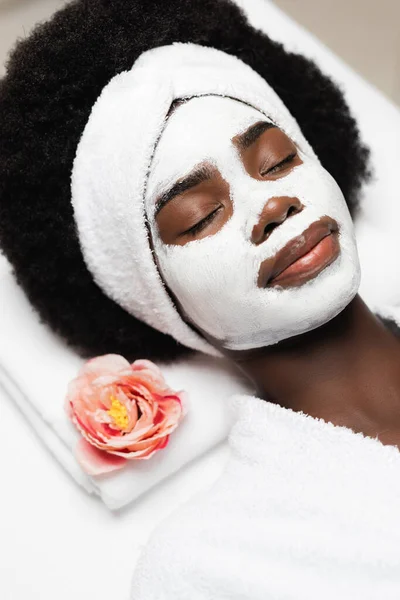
[1, 0, 400, 597]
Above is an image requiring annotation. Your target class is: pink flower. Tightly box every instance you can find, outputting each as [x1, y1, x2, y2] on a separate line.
[65, 354, 187, 476]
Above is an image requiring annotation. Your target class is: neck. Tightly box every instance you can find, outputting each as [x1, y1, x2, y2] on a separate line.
[228, 295, 400, 439]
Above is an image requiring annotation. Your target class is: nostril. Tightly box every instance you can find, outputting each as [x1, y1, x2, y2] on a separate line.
[254, 198, 303, 245]
[262, 204, 300, 239]
[263, 222, 277, 237]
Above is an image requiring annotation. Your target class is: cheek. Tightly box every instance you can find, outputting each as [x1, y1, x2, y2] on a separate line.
[154, 228, 259, 341]
[297, 164, 349, 217]
[156, 222, 246, 294]
[312, 169, 356, 239]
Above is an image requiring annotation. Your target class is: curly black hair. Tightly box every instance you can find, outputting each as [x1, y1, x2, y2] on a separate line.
[0, 0, 379, 362]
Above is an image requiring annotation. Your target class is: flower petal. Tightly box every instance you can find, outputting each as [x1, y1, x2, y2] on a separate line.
[131, 359, 167, 385]
[131, 358, 163, 374]
[156, 395, 184, 427]
[81, 354, 130, 379]
[176, 390, 190, 417]
[75, 438, 127, 476]
[110, 435, 170, 460]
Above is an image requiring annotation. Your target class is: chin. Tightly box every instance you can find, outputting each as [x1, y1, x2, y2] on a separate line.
[303, 268, 361, 331]
[223, 248, 361, 352]
[273, 248, 362, 344]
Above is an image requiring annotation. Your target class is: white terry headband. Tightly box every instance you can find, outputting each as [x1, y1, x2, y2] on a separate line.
[71, 42, 317, 356]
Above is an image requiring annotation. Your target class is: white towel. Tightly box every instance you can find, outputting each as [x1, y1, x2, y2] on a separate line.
[130, 392, 400, 599]
[0, 260, 252, 509]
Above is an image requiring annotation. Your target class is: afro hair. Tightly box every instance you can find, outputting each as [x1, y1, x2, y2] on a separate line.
[1, 0, 394, 363]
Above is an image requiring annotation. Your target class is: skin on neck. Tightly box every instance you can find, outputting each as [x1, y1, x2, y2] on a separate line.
[221, 294, 400, 445]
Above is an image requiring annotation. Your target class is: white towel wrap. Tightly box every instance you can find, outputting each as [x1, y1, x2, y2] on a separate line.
[71, 42, 317, 357]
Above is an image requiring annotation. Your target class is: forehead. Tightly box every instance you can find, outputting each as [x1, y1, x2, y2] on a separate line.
[162, 95, 268, 145]
[146, 96, 271, 200]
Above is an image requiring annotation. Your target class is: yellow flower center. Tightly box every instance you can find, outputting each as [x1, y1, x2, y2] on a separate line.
[107, 396, 129, 430]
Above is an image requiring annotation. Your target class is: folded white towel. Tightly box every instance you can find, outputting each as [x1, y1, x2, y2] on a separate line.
[130, 392, 400, 599]
[0, 261, 252, 509]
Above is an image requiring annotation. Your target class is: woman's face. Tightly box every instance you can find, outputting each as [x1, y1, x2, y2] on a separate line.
[145, 96, 361, 351]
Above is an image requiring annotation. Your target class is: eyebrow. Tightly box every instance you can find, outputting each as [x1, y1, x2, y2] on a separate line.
[235, 120, 276, 151]
[154, 163, 216, 217]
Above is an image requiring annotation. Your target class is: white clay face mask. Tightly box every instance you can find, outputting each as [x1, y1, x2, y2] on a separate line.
[145, 95, 361, 351]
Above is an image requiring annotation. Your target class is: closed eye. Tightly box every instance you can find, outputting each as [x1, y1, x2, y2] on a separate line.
[183, 206, 222, 237]
[260, 152, 297, 177]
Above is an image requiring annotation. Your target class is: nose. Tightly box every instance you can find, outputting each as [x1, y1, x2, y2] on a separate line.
[251, 196, 303, 245]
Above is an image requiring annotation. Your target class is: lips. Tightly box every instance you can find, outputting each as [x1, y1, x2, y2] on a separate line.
[257, 216, 340, 289]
